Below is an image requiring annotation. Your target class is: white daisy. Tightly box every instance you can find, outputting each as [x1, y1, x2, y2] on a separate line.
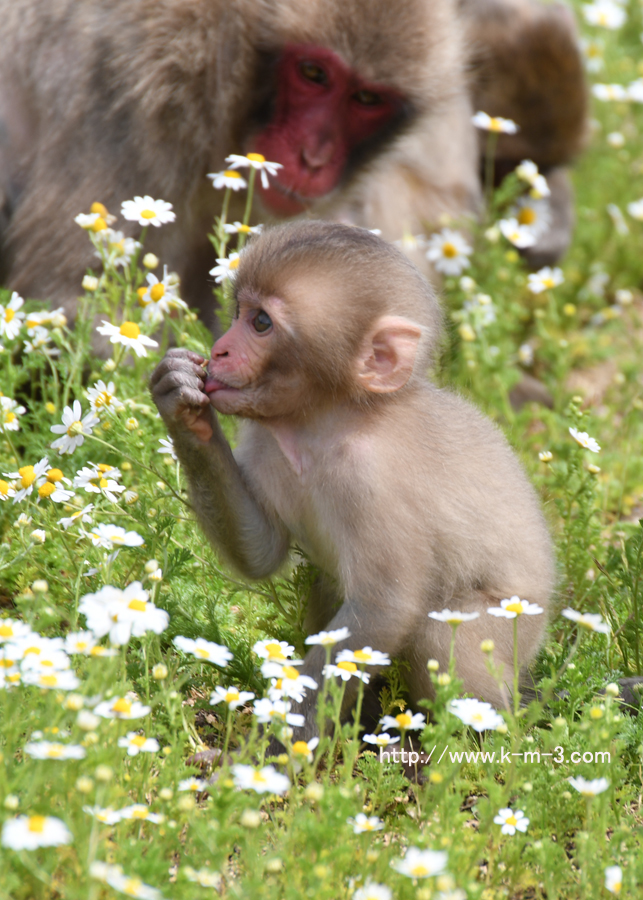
[448, 697, 504, 731]
[354, 882, 392, 900]
[605, 865, 623, 894]
[178, 777, 207, 792]
[499, 217, 537, 248]
[1, 814, 73, 850]
[391, 846, 448, 879]
[207, 169, 248, 191]
[114, 804, 163, 824]
[428, 609, 480, 624]
[305, 627, 351, 646]
[252, 697, 305, 727]
[592, 83, 628, 102]
[83, 807, 122, 826]
[0, 397, 26, 432]
[138, 266, 187, 325]
[580, 37, 605, 72]
[210, 685, 255, 709]
[561, 608, 610, 633]
[158, 437, 177, 461]
[253, 639, 296, 661]
[336, 647, 391, 667]
[74, 463, 126, 503]
[529, 174, 551, 199]
[493, 807, 529, 835]
[291, 737, 319, 764]
[363, 732, 400, 747]
[106, 871, 163, 900]
[472, 111, 519, 134]
[628, 79, 643, 103]
[232, 764, 290, 795]
[4, 457, 49, 502]
[94, 229, 141, 268]
[86, 381, 124, 415]
[487, 596, 544, 618]
[225, 153, 283, 189]
[0, 292, 25, 340]
[223, 221, 263, 235]
[527, 267, 565, 295]
[264, 663, 318, 702]
[95, 321, 159, 357]
[426, 229, 472, 276]
[627, 199, 643, 220]
[24, 326, 56, 356]
[50, 401, 99, 455]
[210, 252, 241, 283]
[569, 427, 600, 453]
[347, 813, 384, 833]
[93, 696, 151, 719]
[323, 661, 371, 683]
[58, 503, 94, 530]
[173, 635, 233, 667]
[380, 711, 426, 732]
[0, 478, 15, 501]
[88, 523, 144, 550]
[568, 775, 610, 796]
[24, 741, 86, 761]
[0, 618, 32, 643]
[121, 196, 175, 228]
[583, 2, 626, 30]
[512, 196, 551, 239]
[22, 669, 80, 691]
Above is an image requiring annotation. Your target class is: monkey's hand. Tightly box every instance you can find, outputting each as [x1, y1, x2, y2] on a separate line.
[150, 348, 213, 443]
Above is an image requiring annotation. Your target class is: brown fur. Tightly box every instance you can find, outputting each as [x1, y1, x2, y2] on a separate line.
[150, 221, 556, 735]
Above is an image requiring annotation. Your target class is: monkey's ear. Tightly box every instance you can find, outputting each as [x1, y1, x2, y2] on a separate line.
[356, 316, 423, 394]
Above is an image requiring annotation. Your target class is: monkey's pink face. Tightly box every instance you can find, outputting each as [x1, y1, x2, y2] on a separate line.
[204, 295, 295, 417]
[251, 44, 403, 215]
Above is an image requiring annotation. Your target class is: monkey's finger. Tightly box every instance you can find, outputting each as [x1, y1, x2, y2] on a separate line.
[152, 372, 211, 408]
[165, 348, 206, 365]
[149, 357, 206, 390]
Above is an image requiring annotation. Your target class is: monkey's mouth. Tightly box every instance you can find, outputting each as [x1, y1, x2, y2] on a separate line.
[204, 375, 236, 395]
[258, 179, 313, 216]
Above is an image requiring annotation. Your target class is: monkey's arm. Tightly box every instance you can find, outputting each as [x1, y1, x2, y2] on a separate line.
[150, 349, 290, 579]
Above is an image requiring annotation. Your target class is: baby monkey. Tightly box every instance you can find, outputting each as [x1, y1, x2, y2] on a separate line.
[151, 222, 555, 736]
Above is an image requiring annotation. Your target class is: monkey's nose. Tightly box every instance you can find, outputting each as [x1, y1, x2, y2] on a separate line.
[301, 140, 335, 170]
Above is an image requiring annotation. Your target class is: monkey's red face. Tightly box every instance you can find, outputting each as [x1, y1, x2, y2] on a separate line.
[250, 45, 404, 215]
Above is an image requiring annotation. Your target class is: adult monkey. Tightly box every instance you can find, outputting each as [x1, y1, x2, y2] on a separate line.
[0, 0, 478, 331]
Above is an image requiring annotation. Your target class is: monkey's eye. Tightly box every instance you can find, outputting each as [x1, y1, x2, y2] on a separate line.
[352, 89, 382, 106]
[252, 310, 273, 333]
[300, 61, 328, 85]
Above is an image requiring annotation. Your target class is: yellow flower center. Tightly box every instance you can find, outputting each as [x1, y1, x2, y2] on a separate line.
[128, 599, 147, 612]
[38, 482, 56, 498]
[0, 480, 10, 496]
[353, 650, 371, 662]
[91, 202, 109, 216]
[246, 153, 265, 163]
[506, 814, 518, 826]
[229, 258, 240, 270]
[442, 242, 458, 258]
[292, 741, 310, 756]
[252, 771, 267, 784]
[396, 713, 412, 728]
[488, 117, 502, 132]
[24, 646, 40, 656]
[5, 412, 15, 423]
[0, 658, 15, 668]
[112, 698, 132, 714]
[91, 216, 107, 232]
[140, 209, 156, 220]
[91, 647, 108, 656]
[137, 287, 149, 306]
[0, 624, 13, 637]
[238, 224, 251, 233]
[505, 601, 524, 614]
[47, 468, 63, 483]
[265, 642, 286, 660]
[28, 815, 46, 833]
[411, 865, 430, 877]
[120, 321, 141, 339]
[98, 464, 112, 472]
[132, 735, 147, 747]
[471, 712, 483, 723]
[518, 208, 537, 226]
[150, 283, 165, 302]
[5, 309, 15, 323]
[75, 641, 88, 651]
[225, 690, 240, 702]
[224, 169, 241, 179]
[26, 316, 40, 329]
[337, 661, 357, 672]
[282, 665, 300, 680]
[19, 466, 36, 488]
[131, 807, 148, 818]
[542, 278, 555, 289]
[95, 392, 112, 408]
[123, 878, 143, 896]
[590, 706, 603, 719]
[196, 648, 210, 658]
[40, 675, 58, 687]
[99, 478, 109, 488]
[66, 420, 83, 437]
[48, 745, 63, 757]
